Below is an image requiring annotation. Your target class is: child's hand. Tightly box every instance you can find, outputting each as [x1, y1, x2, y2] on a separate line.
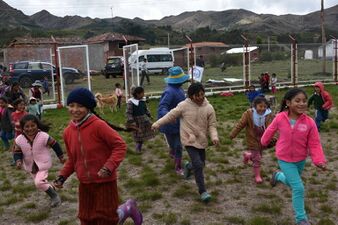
[212, 139, 219, 146]
[151, 123, 160, 131]
[16, 160, 22, 170]
[98, 167, 112, 178]
[59, 155, 66, 164]
[316, 163, 327, 171]
[53, 175, 66, 189]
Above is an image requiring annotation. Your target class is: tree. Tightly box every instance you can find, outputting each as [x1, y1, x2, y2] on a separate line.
[321, 0, 326, 74]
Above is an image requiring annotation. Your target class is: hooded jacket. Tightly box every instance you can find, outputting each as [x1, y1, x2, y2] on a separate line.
[157, 84, 186, 134]
[59, 115, 126, 183]
[261, 111, 326, 165]
[153, 98, 218, 149]
[230, 108, 274, 150]
[308, 82, 333, 110]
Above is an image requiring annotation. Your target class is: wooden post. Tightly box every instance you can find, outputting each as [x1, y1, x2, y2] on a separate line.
[185, 35, 194, 83]
[241, 34, 250, 89]
[330, 35, 337, 83]
[289, 35, 298, 87]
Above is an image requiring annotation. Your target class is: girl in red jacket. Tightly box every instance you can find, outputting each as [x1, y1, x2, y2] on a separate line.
[261, 88, 327, 225]
[53, 87, 142, 225]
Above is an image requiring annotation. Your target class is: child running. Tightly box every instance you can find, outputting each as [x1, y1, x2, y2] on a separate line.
[13, 114, 65, 207]
[126, 86, 154, 153]
[152, 83, 219, 202]
[307, 81, 333, 131]
[230, 96, 274, 184]
[261, 88, 327, 225]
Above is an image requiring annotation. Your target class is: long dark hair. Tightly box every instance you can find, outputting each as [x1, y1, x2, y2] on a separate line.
[90, 109, 134, 132]
[279, 88, 307, 112]
[20, 114, 50, 132]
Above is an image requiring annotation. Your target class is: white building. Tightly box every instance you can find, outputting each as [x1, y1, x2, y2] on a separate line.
[318, 39, 338, 59]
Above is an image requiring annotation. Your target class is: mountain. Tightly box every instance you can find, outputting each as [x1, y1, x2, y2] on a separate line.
[0, 0, 337, 36]
[0, 0, 40, 29]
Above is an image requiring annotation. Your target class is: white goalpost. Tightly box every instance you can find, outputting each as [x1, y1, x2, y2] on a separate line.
[57, 45, 91, 106]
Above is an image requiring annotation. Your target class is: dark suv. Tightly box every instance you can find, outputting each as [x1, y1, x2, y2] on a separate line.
[5, 61, 82, 88]
[102, 56, 124, 78]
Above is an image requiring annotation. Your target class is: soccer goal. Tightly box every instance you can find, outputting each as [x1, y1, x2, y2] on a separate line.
[57, 45, 91, 106]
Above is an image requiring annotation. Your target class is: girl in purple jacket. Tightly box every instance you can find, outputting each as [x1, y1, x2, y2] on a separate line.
[261, 88, 327, 225]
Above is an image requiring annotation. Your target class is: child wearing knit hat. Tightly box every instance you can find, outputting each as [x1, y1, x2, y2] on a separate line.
[54, 87, 143, 225]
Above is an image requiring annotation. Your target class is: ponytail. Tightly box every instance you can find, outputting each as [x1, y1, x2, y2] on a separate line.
[90, 109, 134, 132]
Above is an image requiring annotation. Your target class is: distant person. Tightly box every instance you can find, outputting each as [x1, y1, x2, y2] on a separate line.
[307, 82, 333, 131]
[196, 55, 205, 67]
[152, 83, 219, 203]
[140, 58, 150, 86]
[230, 96, 275, 184]
[115, 83, 123, 109]
[271, 73, 277, 94]
[261, 88, 327, 225]
[0, 96, 14, 150]
[13, 115, 65, 208]
[42, 76, 50, 96]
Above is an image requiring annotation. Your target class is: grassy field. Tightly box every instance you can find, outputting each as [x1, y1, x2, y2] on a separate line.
[0, 84, 338, 225]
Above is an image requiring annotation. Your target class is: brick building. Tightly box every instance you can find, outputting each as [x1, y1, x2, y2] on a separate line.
[184, 42, 229, 64]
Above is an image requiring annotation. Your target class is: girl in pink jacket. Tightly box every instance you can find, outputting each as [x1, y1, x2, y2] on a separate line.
[13, 114, 65, 208]
[261, 88, 327, 225]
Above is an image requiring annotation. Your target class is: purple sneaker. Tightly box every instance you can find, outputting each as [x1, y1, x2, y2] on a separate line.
[297, 219, 311, 225]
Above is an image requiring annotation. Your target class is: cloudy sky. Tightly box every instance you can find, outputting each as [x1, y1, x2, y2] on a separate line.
[4, 0, 338, 20]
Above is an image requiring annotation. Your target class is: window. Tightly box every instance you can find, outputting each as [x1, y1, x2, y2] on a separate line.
[28, 63, 41, 70]
[118, 42, 126, 49]
[41, 63, 52, 70]
[146, 54, 172, 62]
[13, 62, 27, 69]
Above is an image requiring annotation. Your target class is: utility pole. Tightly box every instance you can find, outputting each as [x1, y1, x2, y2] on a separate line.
[321, 0, 326, 74]
[167, 33, 170, 48]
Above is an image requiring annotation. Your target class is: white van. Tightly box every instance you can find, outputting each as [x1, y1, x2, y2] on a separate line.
[129, 48, 174, 74]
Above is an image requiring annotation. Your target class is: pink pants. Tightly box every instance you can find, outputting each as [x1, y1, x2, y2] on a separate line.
[248, 149, 262, 168]
[271, 86, 277, 94]
[30, 170, 51, 191]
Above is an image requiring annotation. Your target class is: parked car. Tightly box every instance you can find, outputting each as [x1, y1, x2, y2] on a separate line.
[102, 56, 124, 78]
[4, 61, 83, 88]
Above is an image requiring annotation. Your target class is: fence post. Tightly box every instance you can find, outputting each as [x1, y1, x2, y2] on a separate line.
[185, 35, 194, 83]
[330, 35, 338, 83]
[289, 35, 298, 87]
[241, 34, 250, 89]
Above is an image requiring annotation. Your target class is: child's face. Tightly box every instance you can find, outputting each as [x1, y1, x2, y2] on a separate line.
[191, 90, 205, 106]
[30, 100, 37, 105]
[23, 120, 38, 137]
[136, 92, 144, 100]
[68, 102, 90, 122]
[249, 87, 255, 91]
[17, 102, 26, 112]
[255, 102, 267, 115]
[286, 93, 307, 116]
[314, 86, 321, 93]
[0, 99, 7, 108]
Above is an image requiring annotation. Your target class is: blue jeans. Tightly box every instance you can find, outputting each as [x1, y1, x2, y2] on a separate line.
[276, 160, 307, 223]
[1, 130, 14, 149]
[315, 109, 328, 130]
[164, 133, 182, 159]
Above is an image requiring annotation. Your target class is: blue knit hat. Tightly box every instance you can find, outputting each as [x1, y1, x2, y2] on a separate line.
[67, 87, 96, 109]
[164, 66, 190, 84]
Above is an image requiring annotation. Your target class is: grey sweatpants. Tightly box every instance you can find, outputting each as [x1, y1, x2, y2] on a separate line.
[186, 146, 206, 194]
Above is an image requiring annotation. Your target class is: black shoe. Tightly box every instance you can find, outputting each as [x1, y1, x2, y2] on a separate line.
[270, 171, 279, 187]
